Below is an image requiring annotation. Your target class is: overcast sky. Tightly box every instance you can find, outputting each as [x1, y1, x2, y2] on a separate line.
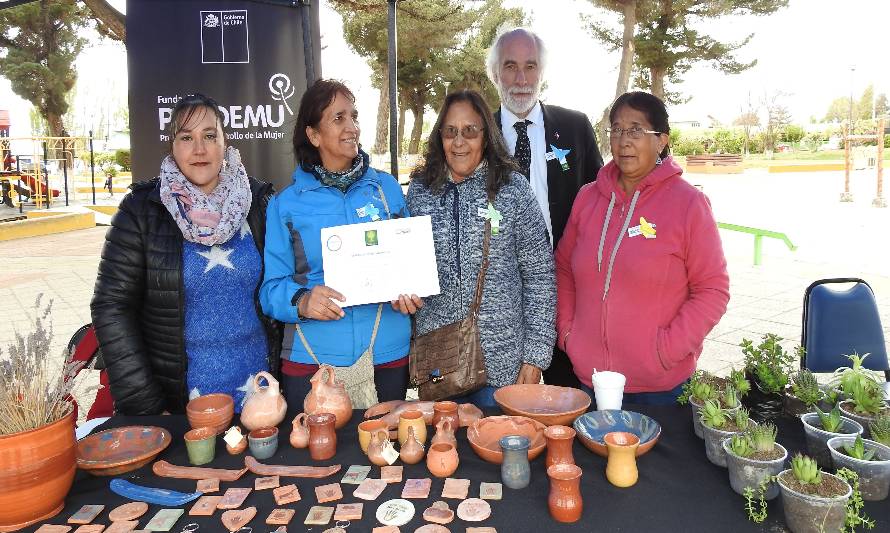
[2, 0, 888, 145]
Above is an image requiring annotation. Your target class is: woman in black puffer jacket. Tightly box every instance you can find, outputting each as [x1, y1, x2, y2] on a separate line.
[91, 94, 282, 415]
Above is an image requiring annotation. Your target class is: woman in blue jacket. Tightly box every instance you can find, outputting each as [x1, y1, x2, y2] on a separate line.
[261, 79, 421, 408]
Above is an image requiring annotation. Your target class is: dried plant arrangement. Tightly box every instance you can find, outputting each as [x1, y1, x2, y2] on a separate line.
[0, 295, 91, 435]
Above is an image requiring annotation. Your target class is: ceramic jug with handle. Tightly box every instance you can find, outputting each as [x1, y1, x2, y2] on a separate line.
[290, 413, 310, 449]
[304, 364, 353, 429]
[240, 371, 287, 431]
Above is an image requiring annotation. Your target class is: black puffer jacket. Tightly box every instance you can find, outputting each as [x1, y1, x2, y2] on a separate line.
[90, 177, 282, 415]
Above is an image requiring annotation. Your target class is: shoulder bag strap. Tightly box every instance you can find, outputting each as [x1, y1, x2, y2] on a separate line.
[468, 192, 494, 318]
[295, 303, 384, 364]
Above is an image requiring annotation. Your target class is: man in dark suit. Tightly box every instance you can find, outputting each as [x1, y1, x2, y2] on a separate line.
[487, 27, 604, 388]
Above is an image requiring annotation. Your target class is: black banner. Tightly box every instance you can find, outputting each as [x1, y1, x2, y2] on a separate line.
[126, 0, 321, 191]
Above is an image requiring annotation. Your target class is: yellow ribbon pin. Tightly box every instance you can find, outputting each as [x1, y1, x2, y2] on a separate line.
[639, 216, 656, 238]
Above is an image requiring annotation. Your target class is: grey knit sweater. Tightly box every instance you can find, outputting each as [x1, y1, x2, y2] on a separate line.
[407, 167, 556, 387]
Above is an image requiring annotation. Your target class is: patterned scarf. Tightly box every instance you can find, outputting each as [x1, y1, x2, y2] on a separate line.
[312, 151, 367, 192]
[159, 146, 252, 246]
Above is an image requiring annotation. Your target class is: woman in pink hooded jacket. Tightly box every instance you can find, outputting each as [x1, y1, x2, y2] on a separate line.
[555, 92, 729, 405]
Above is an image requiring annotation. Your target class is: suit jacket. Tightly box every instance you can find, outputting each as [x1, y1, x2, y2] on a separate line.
[496, 103, 604, 247]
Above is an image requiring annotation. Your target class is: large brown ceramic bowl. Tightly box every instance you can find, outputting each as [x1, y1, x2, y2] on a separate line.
[493, 384, 591, 426]
[466, 415, 547, 464]
[186, 393, 234, 435]
[77, 426, 172, 476]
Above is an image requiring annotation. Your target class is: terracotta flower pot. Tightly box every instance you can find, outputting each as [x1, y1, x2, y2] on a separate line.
[0, 409, 77, 532]
[427, 442, 459, 478]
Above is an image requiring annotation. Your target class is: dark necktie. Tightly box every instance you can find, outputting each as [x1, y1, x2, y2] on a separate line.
[513, 120, 532, 179]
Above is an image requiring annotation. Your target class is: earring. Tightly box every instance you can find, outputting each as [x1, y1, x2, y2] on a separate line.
[655, 155, 663, 166]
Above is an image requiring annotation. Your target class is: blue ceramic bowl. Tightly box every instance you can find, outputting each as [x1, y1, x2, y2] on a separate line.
[573, 410, 661, 457]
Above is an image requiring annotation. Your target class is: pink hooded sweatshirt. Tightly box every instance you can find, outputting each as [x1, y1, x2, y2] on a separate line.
[555, 156, 729, 392]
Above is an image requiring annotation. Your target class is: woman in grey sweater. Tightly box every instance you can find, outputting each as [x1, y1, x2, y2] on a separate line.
[407, 90, 556, 407]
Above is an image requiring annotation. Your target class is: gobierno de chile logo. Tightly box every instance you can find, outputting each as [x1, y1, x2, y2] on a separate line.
[203, 13, 220, 28]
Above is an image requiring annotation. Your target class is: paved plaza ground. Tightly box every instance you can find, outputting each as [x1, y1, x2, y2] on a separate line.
[1, 168, 888, 421]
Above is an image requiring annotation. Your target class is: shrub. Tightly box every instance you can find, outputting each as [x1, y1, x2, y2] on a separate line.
[713, 129, 745, 154]
[673, 136, 706, 156]
[114, 149, 131, 172]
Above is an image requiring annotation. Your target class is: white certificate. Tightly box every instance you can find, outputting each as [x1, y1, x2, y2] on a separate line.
[320, 216, 441, 307]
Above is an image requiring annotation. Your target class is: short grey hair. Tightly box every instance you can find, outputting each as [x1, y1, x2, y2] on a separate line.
[485, 27, 548, 85]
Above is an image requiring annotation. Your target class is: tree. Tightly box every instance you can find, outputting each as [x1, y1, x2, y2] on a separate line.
[82, 0, 125, 42]
[876, 93, 889, 119]
[733, 107, 759, 156]
[588, 0, 789, 103]
[0, 0, 89, 141]
[858, 84, 874, 120]
[824, 97, 853, 123]
[761, 91, 790, 154]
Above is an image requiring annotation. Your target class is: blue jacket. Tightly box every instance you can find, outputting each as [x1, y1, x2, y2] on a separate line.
[260, 157, 411, 366]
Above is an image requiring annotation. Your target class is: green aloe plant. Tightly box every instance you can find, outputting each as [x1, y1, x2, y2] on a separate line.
[847, 379, 886, 416]
[842, 435, 876, 461]
[833, 352, 880, 397]
[722, 384, 740, 409]
[733, 406, 752, 431]
[870, 415, 890, 447]
[700, 399, 727, 429]
[790, 369, 822, 407]
[729, 367, 750, 398]
[729, 433, 754, 458]
[749, 422, 777, 453]
[815, 404, 844, 433]
[790, 453, 822, 485]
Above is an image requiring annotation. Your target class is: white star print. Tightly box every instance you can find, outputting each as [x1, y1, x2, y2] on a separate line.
[239, 221, 252, 240]
[198, 245, 235, 273]
[236, 374, 256, 408]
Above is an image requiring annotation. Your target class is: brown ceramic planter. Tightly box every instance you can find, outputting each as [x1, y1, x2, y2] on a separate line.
[0, 409, 77, 532]
[186, 393, 234, 435]
[307, 413, 337, 461]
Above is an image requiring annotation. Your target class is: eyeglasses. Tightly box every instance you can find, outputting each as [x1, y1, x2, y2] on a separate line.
[440, 125, 484, 140]
[606, 127, 663, 140]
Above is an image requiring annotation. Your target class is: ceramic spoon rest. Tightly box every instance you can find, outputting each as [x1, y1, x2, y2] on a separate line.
[109, 479, 203, 506]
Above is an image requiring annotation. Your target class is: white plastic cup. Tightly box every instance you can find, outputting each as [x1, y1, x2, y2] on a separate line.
[592, 371, 626, 410]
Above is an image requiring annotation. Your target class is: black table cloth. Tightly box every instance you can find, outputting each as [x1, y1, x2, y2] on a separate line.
[22, 405, 890, 532]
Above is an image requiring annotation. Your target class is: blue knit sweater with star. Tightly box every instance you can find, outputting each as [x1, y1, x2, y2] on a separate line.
[183, 222, 269, 410]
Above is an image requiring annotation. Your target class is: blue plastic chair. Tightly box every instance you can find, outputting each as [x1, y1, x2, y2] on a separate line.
[800, 278, 890, 382]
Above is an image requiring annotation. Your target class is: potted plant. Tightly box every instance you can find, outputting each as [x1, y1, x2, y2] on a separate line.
[830, 352, 882, 397]
[784, 369, 824, 417]
[722, 422, 787, 500]
[838, 379, 889, 439]
[700, 399, 752, 468]
[827, 434, 890, 501]
[800, 405, 863, 468]
[870, 414, 890, 447]
[678, 369, 746, 439]
[0, 297, 83, 531]
[776, 454, 851, 533]
[740, 334, 799, 422]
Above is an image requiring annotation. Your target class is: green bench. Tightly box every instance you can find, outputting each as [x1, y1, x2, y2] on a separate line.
[717, 222, 796, 265]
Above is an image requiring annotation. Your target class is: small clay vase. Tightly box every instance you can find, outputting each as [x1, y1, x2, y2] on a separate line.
[499, 435, 531, 489]
[304, 364, 353, 429]
[430, 420, 457, 448]
[247, 427, 279, 460]
[400, 426, 426, 465]
[224, 426, 248, 455]
[240, 371, 288, 431]
[426, 442, 459, 478]
[398, 409, 427, 446]
[358, 419, 389, 455]
[307, 412, 338, 461]
[184, 427, 217, 466]
[367, 430, 392, 467]
[432, 401, 459, 428]
[544, 425, 576, 467]
[290, 412, 309, 449]
[547, 463, 583, 523]
[604, 431, 640, 488]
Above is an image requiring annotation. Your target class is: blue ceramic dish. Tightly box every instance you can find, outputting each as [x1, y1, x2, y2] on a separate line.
[573, 410, 661, 457]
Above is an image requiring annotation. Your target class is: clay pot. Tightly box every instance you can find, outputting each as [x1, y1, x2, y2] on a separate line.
[427, 442, 459, 478]
[398, 409, 427, 446]
[400, 426, 426, 465]
[500, 435, 531, 489]
[240, 372, 287, 432]
[547, 463, 583, 523]
[431, 420, 457, 448]
[604, 431, 639, 488]
[358, 419, 389, 454]
[186, 393, 234, 435]
[367, 430, 392, 467]
[184, 427, 217, 466]
[304, 364, 352, 429]
[290, 413, 309, 449]
[0, 409, 76, 532]
[307, 412, 337, 461]
[432, 401, 459, 428]
[544, 425, 576, 468]
[248, 427, 279, 460]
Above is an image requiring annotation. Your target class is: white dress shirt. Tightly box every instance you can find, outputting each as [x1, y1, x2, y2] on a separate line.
[500, 102, 552, 243]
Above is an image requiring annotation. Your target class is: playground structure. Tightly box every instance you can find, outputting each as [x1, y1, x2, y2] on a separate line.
[840, 118, 886, 207]
[0, 135, 97, 212]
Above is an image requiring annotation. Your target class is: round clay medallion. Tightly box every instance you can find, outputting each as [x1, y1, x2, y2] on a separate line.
[422, 501, 454, 525]
[108, 501, 149, 522]
[415, 525, 450, 533]
[456, 498, 491, 522]
[376, 498, 416, 527]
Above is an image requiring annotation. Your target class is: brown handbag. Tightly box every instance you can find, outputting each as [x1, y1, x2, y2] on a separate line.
[409, 217, 491, 400]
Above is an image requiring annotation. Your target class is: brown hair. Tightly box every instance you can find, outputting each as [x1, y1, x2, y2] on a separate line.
[292, 79, 356, 167]
[168, 93, 225, 150]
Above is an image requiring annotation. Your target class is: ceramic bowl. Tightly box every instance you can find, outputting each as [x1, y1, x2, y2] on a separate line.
[77, 426, 172, 476]
[493, 384, 591, 426]
[466, 415, 547, 464]
[573, 410, 661, 458]
[186, 393, 234, 435]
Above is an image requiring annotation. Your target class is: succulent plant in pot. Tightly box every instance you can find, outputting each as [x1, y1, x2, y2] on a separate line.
[722, 422, 787, 500]
[776, 454, 853, 533]
[870, 414, 890, 447]
[784, 369, 824, 417]
[831, 352, 882, 398]
[741, 334, 800, 422]
[827, 434, 890, 501]
[800, 405, 864, 468]
[838, 379, 889, 439]
[700, 400, 752, 468]
[679, 370, 719, 439]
